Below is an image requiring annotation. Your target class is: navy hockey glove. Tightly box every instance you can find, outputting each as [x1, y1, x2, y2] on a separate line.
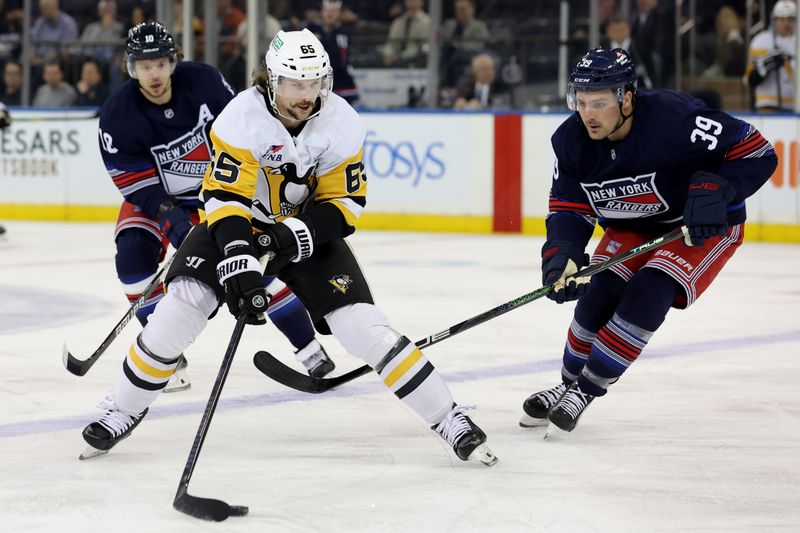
[0, 107, 10, 130]
[216, 244, 268, 325]
[157, 199, 193, 249]
[253, 218, 314, 275]
[541, 240, 591, 304]
[682, 172, 736, 246]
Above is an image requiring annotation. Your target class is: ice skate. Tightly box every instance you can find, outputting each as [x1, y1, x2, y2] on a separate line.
[519, 382, 568, 428]
[433, 405, 498, 466]
[162, 354, 191, 393]
[80, 400, 148, 460]
[544, 383, 595, 439]
[295, 339, 335, 378]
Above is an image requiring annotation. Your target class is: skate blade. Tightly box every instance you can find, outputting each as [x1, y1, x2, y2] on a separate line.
[519, 414, 549, 428]
[163, 369, 191, 393]
[468, 443, 499, 467]
[79, 444, 109, 460]
[543, 422, 566, 440]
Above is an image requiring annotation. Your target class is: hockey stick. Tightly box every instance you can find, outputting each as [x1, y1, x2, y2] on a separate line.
[173, 314, 249, 522]
[253, 226, 689, 394]
[62, 253, 176, 376]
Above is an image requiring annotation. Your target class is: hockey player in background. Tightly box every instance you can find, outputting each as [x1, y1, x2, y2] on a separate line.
[745, 0, 796, 112]
[82, 29, 497, 466]
[520, 47, 777, 435]
[97, 22, 334, 395]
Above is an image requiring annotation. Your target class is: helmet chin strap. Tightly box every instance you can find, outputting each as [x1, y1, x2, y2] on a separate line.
[604, 102, 633, 140]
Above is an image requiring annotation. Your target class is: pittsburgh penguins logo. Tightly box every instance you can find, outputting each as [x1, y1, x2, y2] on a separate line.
[329, 274, 353, 294]
[268, 162, 317, 217]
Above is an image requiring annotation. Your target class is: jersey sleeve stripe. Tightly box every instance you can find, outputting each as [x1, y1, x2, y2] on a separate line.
[111, 168, 159, 188]
[330, 197, 364, 223]
[205, 203, 252, 226]
[549, 197, 595, 215]
[116, 177, 161, 196]
[725, 131, 773, 160]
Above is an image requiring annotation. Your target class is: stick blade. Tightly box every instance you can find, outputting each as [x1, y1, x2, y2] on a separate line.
[63, 343, 90, 376]
[173, 492, 248, 522]
[253, 350, 330, 393]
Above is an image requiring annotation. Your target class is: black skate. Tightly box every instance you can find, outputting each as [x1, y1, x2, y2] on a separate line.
[80, 404, 148, 460]
[519, 382, 568, 428]
[545, 383, 595, 438]
[163, 354, 191, 393]
[295, 340, 335, 378]
[433, 405, 498, 466]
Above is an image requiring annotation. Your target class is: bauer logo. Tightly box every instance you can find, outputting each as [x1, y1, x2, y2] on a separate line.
[580, 173, 668, 219]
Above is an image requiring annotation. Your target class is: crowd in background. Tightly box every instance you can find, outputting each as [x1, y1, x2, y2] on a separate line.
[0, 0, 793, 111]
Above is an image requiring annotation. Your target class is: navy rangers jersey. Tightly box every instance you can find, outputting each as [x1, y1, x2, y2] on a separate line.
[200, 88, 366, 243]
[98, 61, 235, 216]
[548, 90, 776, 244]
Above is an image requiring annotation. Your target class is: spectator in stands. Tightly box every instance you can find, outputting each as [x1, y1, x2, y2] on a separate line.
[79, 0, 124, 67]
[382, 0, 430, 67]
[307, 0, 359, 106]
[173, 1, 204, 59]
[453, 53, 511, 110]
[33, 60, 76, 107]
[604, 16, 652, 89]
[441, 0, 489, 87]
[2, 60, 21, 105]
[701, 6, 746, 77]
[746, 0, 796, 112]
[0, 4, 23, 62]
[129, 3, 148, 29]
[30, 0, 79, 66]
[288, 0, 323, 30]
[217, 0, 245, 87]
[631, 0, 674, 88]
[75, 58, 109, 106]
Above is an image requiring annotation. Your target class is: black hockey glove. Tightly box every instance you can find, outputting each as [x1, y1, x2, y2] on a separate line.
[216, 243, 268, 325]
[0, 107, 11, 130]
[253, 218, 314, 275]
[682, 172, 736, 246]
[157, 199, 193, 249]
[541, 240, 591, 304]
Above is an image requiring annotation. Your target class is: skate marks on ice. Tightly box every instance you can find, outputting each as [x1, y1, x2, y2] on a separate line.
[0, 285, 114, 335]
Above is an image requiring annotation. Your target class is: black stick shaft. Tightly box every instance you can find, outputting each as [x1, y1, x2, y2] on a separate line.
[175, 314, 247, 495]
[63, 254, 175, 376]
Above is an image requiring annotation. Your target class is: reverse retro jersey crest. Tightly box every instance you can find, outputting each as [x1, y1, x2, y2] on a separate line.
[201, 88, 367, 232]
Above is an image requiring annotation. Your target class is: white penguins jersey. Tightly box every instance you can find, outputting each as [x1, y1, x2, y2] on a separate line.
[199, 88, 367, 235]
[746, 30, 796, 109]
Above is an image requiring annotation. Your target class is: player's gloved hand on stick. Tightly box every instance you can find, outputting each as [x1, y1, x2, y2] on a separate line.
[541, 240, 591, 304]
[759, 53, 786, 76]
[682, 171, 736, 246]
[157, 199, 193, 249]
[253, 218, 314, 275]
[216, 243, 269, 325]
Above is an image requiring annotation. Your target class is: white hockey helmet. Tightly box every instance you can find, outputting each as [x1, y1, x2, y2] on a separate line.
[264, 29, 333, 121]
[773, 0, 797, 19]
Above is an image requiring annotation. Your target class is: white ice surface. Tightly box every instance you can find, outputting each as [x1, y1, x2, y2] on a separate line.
[0, 221, 799, 532]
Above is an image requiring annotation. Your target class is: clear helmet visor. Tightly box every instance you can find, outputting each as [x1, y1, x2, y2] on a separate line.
[566, 84, 625, 111]
[275, 75, 328, 101]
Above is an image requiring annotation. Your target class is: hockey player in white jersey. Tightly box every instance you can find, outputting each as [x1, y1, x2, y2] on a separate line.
[80, 29, 497, 466]
[745, 0, 796, 111]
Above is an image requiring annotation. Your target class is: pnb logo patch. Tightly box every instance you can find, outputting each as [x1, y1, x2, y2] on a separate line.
[329, 274, 353, 294]
[580, 173, 668, 219]
[265, 144, 284, 162]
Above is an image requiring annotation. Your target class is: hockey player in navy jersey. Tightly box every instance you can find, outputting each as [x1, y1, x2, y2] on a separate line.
[95, 22, 334, 397]
[81, 28, 497, 466]
[519, 48, 777, 435]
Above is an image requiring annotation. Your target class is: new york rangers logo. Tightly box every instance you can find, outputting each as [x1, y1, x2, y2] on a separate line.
[580, 173, 668, 219]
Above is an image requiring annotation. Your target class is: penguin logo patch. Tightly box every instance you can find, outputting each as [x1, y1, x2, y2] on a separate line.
[329, 274, 353, 294]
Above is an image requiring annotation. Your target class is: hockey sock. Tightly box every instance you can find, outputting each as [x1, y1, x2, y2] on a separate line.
[266, 285, 315, 349]
[578, 268, 678, 396]
[115, 229, 164, 326]
[326, 303, 453, 425]
[114, 334, 181, 414]
[560, 271, 626, 383]
[374, 336, 453, 425]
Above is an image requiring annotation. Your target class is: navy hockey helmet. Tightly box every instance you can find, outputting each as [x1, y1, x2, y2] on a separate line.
[566, 47, 637, 111]
[125, 21, 177, 79]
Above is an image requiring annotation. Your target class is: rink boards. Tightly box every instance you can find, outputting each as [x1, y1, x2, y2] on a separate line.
[0, 108, 798, 242]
